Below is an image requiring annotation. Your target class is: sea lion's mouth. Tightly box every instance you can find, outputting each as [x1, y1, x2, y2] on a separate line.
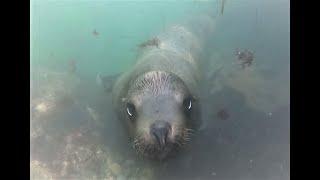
[133, 138, 179, 160]
[133, 127, 194, 160]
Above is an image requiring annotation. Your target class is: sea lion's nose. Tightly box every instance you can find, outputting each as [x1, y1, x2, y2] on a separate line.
[150, 120, 171, 148]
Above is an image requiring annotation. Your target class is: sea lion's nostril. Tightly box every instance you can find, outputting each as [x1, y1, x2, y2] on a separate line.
[150, 121, 171, 147]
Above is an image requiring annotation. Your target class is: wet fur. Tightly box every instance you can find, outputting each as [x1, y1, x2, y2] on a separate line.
[112, 15, 214, 160]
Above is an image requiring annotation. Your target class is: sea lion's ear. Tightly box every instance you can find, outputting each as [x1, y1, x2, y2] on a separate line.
[96, 73, 121, 93]
[121, 98, 127, 103]
[191, 95, 198, 102]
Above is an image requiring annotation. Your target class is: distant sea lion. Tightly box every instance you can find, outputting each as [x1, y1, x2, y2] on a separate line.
[110, 15, 215, 160]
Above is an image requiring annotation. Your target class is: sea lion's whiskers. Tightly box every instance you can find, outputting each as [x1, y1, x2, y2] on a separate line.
[185, 132, 194, 137]
[185, 128, 195, 136]
[185, 128, 195, 132]
[183, 137, 190, 142]
[184, 137, 191, 141]
[133, 137, 140, 147]
[142, 143, 149, 155]
[137, 145, 143, 155]
[134, 142, 139, 147]
[178, 136, 187, 146]
[133, 135, 145, 155]
[133, 141, 140, 153]
[133, 139, 138, 146]
[185, 130, 194, 135]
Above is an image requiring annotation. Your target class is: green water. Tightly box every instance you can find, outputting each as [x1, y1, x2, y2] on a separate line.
[31, 0, 213, 77]
[31, 0, 289, 78]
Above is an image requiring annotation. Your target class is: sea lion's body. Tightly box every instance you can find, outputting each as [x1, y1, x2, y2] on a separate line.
[112, 15, 215, 160]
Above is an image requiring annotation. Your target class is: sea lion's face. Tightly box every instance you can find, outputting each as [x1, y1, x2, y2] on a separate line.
[124, 71, 196, 160]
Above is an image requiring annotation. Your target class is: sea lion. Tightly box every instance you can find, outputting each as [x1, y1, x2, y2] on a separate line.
[111, 15, 215, 160]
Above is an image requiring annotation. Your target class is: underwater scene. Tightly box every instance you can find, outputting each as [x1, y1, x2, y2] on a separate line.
[30, 0, 289, 179]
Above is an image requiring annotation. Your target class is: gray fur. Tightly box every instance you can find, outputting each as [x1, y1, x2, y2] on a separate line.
[111, 15, 215, 160]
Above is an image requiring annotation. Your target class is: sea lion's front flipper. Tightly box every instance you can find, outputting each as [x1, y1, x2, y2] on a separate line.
[96, 73, 121, 93]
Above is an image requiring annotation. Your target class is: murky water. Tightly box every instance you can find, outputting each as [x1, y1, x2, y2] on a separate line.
[30, 0, 289, 179]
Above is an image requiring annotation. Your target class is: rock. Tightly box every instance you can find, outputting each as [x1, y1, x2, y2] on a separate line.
[109, 163, 122, 176]
[30, 160, 54, 180]
[140, 168, 153, 180]
[117, 174, 127, 180]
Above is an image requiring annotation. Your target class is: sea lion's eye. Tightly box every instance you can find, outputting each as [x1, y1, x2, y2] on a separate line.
[183, 96, 193, 111]
[126, 102, 136, 119]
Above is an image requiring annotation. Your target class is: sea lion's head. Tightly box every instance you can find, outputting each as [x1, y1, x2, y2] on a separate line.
[122, 71, 198, 160]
